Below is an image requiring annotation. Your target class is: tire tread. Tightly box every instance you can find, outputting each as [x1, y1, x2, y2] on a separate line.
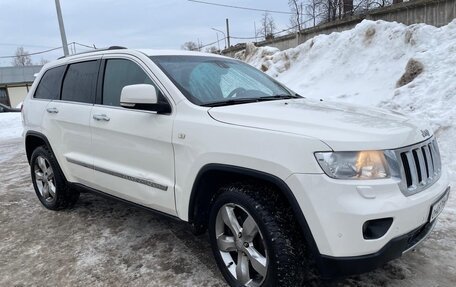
[30, 146, 79, 210]
[211, 181, 307, 287]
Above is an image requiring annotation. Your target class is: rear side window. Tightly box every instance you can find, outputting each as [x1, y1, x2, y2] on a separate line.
[102, 59, 164, 107]
[34, 66, 65, 100]
[61, 61, 99, 104]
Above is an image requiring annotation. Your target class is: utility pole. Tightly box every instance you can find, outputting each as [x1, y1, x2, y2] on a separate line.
[55, 0, 69, 57]
[225, 18, 231, 48]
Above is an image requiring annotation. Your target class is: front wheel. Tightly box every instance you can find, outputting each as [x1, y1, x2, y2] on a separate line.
[208, 183, 306, 287]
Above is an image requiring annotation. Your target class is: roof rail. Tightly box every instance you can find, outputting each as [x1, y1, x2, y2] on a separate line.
[57, 46, 127, 59]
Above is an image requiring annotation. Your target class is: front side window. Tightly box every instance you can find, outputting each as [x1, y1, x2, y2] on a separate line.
[102, 59, 165, 107]
[34, 65, 66, 100]
[61, 61, 98, 104]
[151, 56, 296, 106]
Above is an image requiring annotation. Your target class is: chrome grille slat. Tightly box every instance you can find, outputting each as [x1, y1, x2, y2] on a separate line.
[415, 148, 427, 185]
[421, 145, 434, 179]
[430, 143, 437, 173]
[395, 137, 441, 196]
[432, 140, 442, 172]
[424, 145, 434, 178]
[405, 151, 418, 189]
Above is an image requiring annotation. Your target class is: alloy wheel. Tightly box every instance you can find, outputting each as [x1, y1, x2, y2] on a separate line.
[34, 156, 56, 202]
[215, 203, 268, 286]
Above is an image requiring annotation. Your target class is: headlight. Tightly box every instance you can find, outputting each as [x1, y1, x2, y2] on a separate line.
[315, 150, 400, 180]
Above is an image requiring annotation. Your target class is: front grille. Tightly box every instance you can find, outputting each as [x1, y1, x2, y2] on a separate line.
[395, 137, 441, 196]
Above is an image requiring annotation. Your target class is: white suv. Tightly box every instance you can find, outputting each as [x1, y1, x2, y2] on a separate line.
[22, 47, 450, 286]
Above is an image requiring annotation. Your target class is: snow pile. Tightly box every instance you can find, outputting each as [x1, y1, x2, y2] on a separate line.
[238, 19, 456, 176]
[0, 113, 22, 141]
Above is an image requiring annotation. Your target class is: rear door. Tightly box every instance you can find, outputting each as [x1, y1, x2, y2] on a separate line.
[89, 55, 176, 215]
[43, 59, 100, 185]
[26, 65, 65, 134]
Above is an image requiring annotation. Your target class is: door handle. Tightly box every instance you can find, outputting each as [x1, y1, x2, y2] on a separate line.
[93, 114, 110, 121]
[46, 107, 59, 114]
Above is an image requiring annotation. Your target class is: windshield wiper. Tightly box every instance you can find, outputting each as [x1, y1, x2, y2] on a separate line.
[201, 94, 302, 107]
[258, 94, 301, 101]
[201, 98, 260, 107]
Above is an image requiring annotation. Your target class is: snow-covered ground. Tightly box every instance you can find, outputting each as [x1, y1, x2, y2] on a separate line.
[0, 113, 22, 163]
[1, 19, 455, 286]
[0, 113, 22, 141]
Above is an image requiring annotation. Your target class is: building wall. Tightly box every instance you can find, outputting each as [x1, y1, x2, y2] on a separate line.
[7, 85, 29, 108]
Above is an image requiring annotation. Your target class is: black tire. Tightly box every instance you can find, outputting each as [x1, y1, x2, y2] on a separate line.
[30, 146, 79, 210]
[209, 182, 307, 287]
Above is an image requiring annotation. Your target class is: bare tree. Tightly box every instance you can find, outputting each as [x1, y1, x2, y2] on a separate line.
[319, 0, 334, 22]
[181, 41, 200, 51]
[257, 12, 277, 40]
[288, 0, 304, 32]
[320, 0, 356, 22]
[343, 0, 354, 16]
[39, 58, 50, 65]
[354, 0, 392, 14]
[305, 0, 323, 27]
[12, 47, 32, 66]
[313, 0, 395, 23]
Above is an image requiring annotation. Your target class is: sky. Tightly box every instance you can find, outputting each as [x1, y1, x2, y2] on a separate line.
[0, 0, 293, 66]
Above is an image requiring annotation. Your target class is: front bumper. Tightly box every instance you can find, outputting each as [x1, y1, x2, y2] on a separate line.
[318, 217, 437, 278]
[285, 169, 450, 277]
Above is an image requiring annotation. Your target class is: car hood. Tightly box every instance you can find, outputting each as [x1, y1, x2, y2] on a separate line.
[207, 98, 431, 151]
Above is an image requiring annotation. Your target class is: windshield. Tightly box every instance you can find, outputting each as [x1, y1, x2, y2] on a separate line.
[150, 56, 297, 106]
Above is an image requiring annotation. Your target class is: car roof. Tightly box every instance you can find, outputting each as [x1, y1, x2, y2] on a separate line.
[42, 48, 230, 71]
[137, 49, 226, 58]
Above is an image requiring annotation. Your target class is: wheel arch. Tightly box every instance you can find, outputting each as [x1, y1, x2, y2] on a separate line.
[25, 131, 56, 164]
[188, 163, 322, 260]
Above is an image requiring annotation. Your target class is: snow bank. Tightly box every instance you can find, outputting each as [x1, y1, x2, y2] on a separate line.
[0, 113, 23, 141]
[238, 19, 456, 176]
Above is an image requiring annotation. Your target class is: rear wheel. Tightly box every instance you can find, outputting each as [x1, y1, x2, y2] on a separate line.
[209, 183, 306, 287]
[30, 146, 79, 210]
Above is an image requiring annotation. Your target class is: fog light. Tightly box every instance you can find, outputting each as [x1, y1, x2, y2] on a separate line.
[362, 218, 393, 240]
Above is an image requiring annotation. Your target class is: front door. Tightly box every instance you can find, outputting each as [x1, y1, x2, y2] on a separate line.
[89, 56, 176, 215]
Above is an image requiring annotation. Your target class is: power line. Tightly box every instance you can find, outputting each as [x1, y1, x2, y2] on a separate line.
[74, 42, 97, 49]
[0, 43, 56, 49]
[187, 0, 294, 15]
[0, 46, 63, 59]
[230, 18, 315, 42]
[199, 38, 224, 49]
[0, 42, 96, 59]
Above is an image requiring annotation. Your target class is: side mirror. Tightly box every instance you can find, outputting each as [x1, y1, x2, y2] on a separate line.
[120, 84, 170, 113]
